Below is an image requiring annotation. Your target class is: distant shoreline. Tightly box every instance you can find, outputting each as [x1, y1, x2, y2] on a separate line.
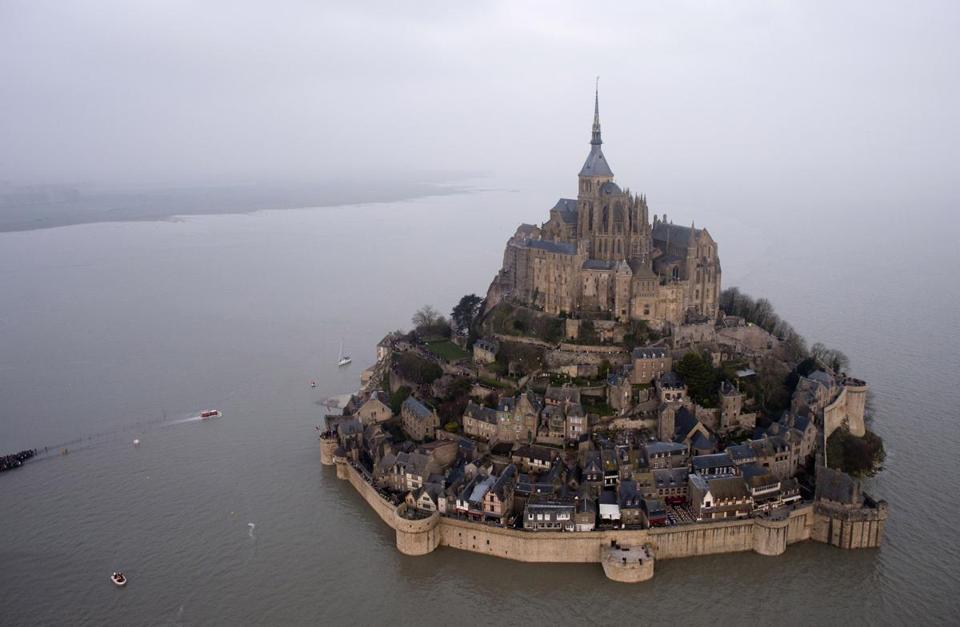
[0, 177, 479, 234]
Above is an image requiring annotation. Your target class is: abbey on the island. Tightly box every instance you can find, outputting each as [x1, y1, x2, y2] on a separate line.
[487, 89, 721, 328]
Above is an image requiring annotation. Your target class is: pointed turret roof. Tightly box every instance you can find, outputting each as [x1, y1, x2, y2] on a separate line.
[579, 79, 614, 178]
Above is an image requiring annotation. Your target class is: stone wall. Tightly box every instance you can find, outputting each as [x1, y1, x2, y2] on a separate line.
[332, 460, 880, 582]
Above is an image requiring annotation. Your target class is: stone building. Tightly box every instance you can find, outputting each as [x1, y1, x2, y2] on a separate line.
[486, 87, 721, 328]
[355, 390, 393, 425]
[472, 337, 499, 365]
[401, 397, 440, 442]
[463, 401, 498, 441]
[631, 347, 671, 384]
[792, 371, 868, 439]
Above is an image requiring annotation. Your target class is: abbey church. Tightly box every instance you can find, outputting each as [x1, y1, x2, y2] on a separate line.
[486, 89, 722, 328]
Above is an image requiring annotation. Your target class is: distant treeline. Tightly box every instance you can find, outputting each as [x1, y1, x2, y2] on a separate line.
[719, 287, 807, 362]
[720, 287, 851, 373]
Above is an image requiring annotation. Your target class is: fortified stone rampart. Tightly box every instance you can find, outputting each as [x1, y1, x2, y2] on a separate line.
[331, 459, 863, 582]
[319, 435, 338, 466]
[394, 505, 441, 556]
[812, 499, 888, 549]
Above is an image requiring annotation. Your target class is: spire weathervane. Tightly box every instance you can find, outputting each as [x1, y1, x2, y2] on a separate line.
[591, 76, 602, 146]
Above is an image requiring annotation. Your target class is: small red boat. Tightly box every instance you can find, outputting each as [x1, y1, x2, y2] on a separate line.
[199, 409, 222, 419]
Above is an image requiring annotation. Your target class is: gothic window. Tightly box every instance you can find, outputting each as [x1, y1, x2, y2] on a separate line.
[588, 208, 593, 231]
[672, 266, 679, 281]
[602, 206, 609, 232]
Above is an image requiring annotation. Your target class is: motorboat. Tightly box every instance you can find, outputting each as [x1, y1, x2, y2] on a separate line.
[111, 572, 127, 587]
[199, 409, 222, 420]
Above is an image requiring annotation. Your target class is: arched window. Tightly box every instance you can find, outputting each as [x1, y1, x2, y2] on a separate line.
[588, 208, 593, 231]
[602, 206, 609, 231]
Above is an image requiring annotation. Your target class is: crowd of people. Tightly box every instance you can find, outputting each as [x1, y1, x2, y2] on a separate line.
[0, 449, 37, 472]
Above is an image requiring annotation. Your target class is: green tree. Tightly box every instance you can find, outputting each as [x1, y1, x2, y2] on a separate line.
[826, 428, 886, 477]
[389, 386, 411, 414]
[451, 294, 484, 336]
[675, 351, 719, 406]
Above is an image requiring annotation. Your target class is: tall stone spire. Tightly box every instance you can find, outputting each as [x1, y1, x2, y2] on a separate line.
[591, 77, 602, 146]
[579, 78, 613, 178]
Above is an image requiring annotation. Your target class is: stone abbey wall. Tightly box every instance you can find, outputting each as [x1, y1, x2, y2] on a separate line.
[330, 459, 880, 582]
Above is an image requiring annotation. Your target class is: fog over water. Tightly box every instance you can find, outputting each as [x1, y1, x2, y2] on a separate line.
[1, 2, 959, 625]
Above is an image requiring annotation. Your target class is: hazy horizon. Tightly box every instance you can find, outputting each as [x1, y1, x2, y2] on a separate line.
[2, 2, 957, 214]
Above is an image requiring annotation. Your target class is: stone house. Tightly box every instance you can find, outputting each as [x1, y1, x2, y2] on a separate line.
[409, 483, 444, 512]
[741, 464, 801, 513]
[565, 403, 588, 441]
[496, 394, 539, 444]
[642, 497, 668, 527]
[618, 480, 645, 526]
[574, 495, 597, 531]
[631, 347, 671, 385]
[473, 337, 499, 365]
[691, 452, 737, 478]
[688, 474, 752, 521]
[511, 445, 558, 474]
[601, 448, 619, 487]
[524, 497, 576, 531]
[644, 440, 688, 469]
[538, 405, 567, 444]
[457, 473, 497, 519]
[481, 464, 517, 521]
[355, 391, 393, 425]
[401, 397, 440, 442]
[545, 385, 581, 407]
[607, 369, 633, 413]
[749, 435, 798, 480]
[653, 467, 690, 504]
[462, 401, 498, 441]
[656, 371, 687, 404]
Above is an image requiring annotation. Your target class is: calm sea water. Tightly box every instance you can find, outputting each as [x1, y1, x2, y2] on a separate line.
[1, 184, 958, 625]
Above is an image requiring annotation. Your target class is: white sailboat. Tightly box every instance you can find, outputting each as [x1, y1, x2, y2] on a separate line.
[337, 340, 352, 367]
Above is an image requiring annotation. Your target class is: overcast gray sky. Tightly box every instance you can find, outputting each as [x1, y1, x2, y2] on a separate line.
[1, 0, 957, 204]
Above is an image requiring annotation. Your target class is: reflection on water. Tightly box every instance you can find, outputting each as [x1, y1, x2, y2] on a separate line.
[0, 186, 958, 624]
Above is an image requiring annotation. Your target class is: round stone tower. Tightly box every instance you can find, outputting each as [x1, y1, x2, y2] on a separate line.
[319, 434, 338, 466]
[752, 514, 790, 556]
[393, 504, 441, 556]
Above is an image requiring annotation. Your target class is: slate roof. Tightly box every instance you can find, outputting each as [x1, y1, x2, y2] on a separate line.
[552, 198, 578, 223]
[489, 464, 517, 500]
[579, 145, 614, 177]
[653, 467, 689, 489]
[633, 347, 667, 359]
[599, 181, 622, 196]
[660, 371, 685, 389]
[652, 222, 700, 246]
[816, 466, 860, 505]
[474, 337, 499, 353]
[674, 407, 700, 440]
[545, 386, 581, 404]
[525, 239, 577, 255]
[644, 441, 687, 456]
[402, 397, 434, 420]
[707, 476, 750, 501]
[692, 452, 733, 472]
[691, 432, 716, 452]
[582, 259, 615, 271]
[726, 443, 756, 463]
[464, 401, 498, 424]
